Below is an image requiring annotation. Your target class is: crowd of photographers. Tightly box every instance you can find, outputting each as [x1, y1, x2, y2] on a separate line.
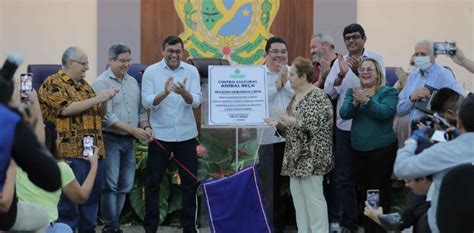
[1, 23, 474, 233]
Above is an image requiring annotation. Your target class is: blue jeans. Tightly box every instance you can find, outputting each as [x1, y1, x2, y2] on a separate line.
[47, 222, 73, 233]
[101, 134, 136, 229]
[58, 158, 105, 233]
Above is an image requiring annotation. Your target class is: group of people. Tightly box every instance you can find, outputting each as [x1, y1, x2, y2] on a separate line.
[0, 36, 201, 233]
[1, 21, 473, 233]
[260, 23, 474, 233]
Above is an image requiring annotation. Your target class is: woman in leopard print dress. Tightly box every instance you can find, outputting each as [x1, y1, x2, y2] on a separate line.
[266, 57, 333, 233]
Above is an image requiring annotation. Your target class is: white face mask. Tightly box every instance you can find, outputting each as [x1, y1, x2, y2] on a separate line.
[414, 56, 432, 71]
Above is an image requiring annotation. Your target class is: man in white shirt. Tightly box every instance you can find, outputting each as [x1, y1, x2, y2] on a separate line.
[141, 36, 201, 233]
[324, 23, 385, 233]
[258, 36, 293, 233]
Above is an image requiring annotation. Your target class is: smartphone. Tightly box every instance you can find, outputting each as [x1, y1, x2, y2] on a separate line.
[82, 135, 94, 157]
[20, 73, 33, 100]
[433, 42, 455, 55]
[367, 189, 380, 209]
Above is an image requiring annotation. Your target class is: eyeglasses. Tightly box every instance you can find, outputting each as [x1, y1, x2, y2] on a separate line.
[70, 60, 89, 67]
[344, 34, 362, 41]
[268, 49, 288, 55]
[165, 49, 183, 55]
[358, 67, 376, 74]
[115, 58, 132, 64]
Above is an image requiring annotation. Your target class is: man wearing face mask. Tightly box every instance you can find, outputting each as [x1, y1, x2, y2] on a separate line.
[397, 40, 463, 123]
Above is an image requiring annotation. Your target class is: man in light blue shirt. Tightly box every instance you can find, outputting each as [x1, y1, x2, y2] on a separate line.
[397, 40, 463, 122]
[394, 94, 474, 233]
[141, 36, 201, 233]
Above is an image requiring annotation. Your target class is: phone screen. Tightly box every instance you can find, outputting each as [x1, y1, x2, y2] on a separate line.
[20, 73, 33, 99]
[433, 42, 455, 55]
[367, 189, 380, 209]
[83, 135, 94, 157]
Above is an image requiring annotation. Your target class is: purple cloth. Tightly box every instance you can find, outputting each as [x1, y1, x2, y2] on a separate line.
[202, 166, 272, 233]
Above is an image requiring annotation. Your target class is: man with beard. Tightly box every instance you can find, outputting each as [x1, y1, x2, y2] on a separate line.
[310, 33, 338, 88]
[324, 23, 385, 233]
[310, 32, 341, 233]
[258, 36, 293, 233]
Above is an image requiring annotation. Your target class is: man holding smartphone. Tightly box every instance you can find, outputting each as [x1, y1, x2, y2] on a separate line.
[39, 47, 118, 233]
[93, 43, 152, 233]
[397, 40, 463, 123]
[141, 35, 201, 233]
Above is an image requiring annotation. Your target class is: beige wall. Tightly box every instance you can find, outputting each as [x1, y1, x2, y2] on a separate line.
[358, 0, 474, 92]
[0, 0, 97, 83]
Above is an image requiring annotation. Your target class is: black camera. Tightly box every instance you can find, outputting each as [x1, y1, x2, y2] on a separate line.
[411, 115, 435, 131]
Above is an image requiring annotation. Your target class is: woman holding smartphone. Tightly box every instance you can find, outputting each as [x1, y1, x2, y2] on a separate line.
[15, 121, 99, 233]
[339, 58, 399, 233]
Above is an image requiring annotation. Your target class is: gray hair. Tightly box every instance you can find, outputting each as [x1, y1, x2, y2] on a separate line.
[416, 40, 434, 55]
[61, 47, 81, 66]
[312, 33, 335, 49]
[108, 43, 131, 59]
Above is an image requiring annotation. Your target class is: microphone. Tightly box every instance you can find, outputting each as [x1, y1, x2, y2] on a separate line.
[0, 52, 23, 81]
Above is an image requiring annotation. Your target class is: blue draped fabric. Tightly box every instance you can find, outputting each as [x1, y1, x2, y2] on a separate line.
[202, 166, 271, 233]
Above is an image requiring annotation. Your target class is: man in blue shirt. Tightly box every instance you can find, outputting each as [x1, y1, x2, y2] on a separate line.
[397, 40, 463, 122]
[141, 35, 201, 233]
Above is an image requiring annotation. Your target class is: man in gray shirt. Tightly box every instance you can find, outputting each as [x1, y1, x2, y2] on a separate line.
[394, 94, 474, 233]
[93, 44, 153, 233]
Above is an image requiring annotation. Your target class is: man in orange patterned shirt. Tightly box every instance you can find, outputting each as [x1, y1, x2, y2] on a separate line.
[39, 47, 117, 233]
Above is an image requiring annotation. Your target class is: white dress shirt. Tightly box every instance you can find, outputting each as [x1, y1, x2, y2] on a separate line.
[141, 59, 201, 142]
[258, 64, 294, 145]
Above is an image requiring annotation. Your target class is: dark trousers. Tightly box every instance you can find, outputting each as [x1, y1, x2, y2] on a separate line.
[354, 142, 397, 233]
[58, 158, 105, 233]
[258, 142, 289, 233]
[143, 139, 198, 233]
[334, 128, 358, 230]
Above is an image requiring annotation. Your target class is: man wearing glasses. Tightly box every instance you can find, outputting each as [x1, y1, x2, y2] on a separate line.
[258, 36, 293, 233]
[39, 47, 118, 232]
[93, 44, 153, 233]
[141, 36, 201, 233]
[324, 23, 385, 233]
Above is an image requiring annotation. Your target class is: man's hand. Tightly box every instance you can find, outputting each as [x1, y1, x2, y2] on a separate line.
[144, 126, 155, 142]
[131, 127, 151, 142]
[165, 77, 175, 94]
[450, 45, 465, 65]
[363, 201, 383, 225]
[347, 56, 362, 75]
[395, 67, 408, 86]
[174, 77, 188, 95]
[97, 88, 119, 102]
[337, 53, 350, 77]
[409, 87, 430, 102]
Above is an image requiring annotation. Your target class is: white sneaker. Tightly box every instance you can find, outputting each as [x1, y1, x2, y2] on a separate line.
[329, 222, 341, 233]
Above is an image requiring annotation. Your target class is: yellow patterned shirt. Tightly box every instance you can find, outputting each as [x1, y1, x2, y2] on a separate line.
[39, 69, 105, 159]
